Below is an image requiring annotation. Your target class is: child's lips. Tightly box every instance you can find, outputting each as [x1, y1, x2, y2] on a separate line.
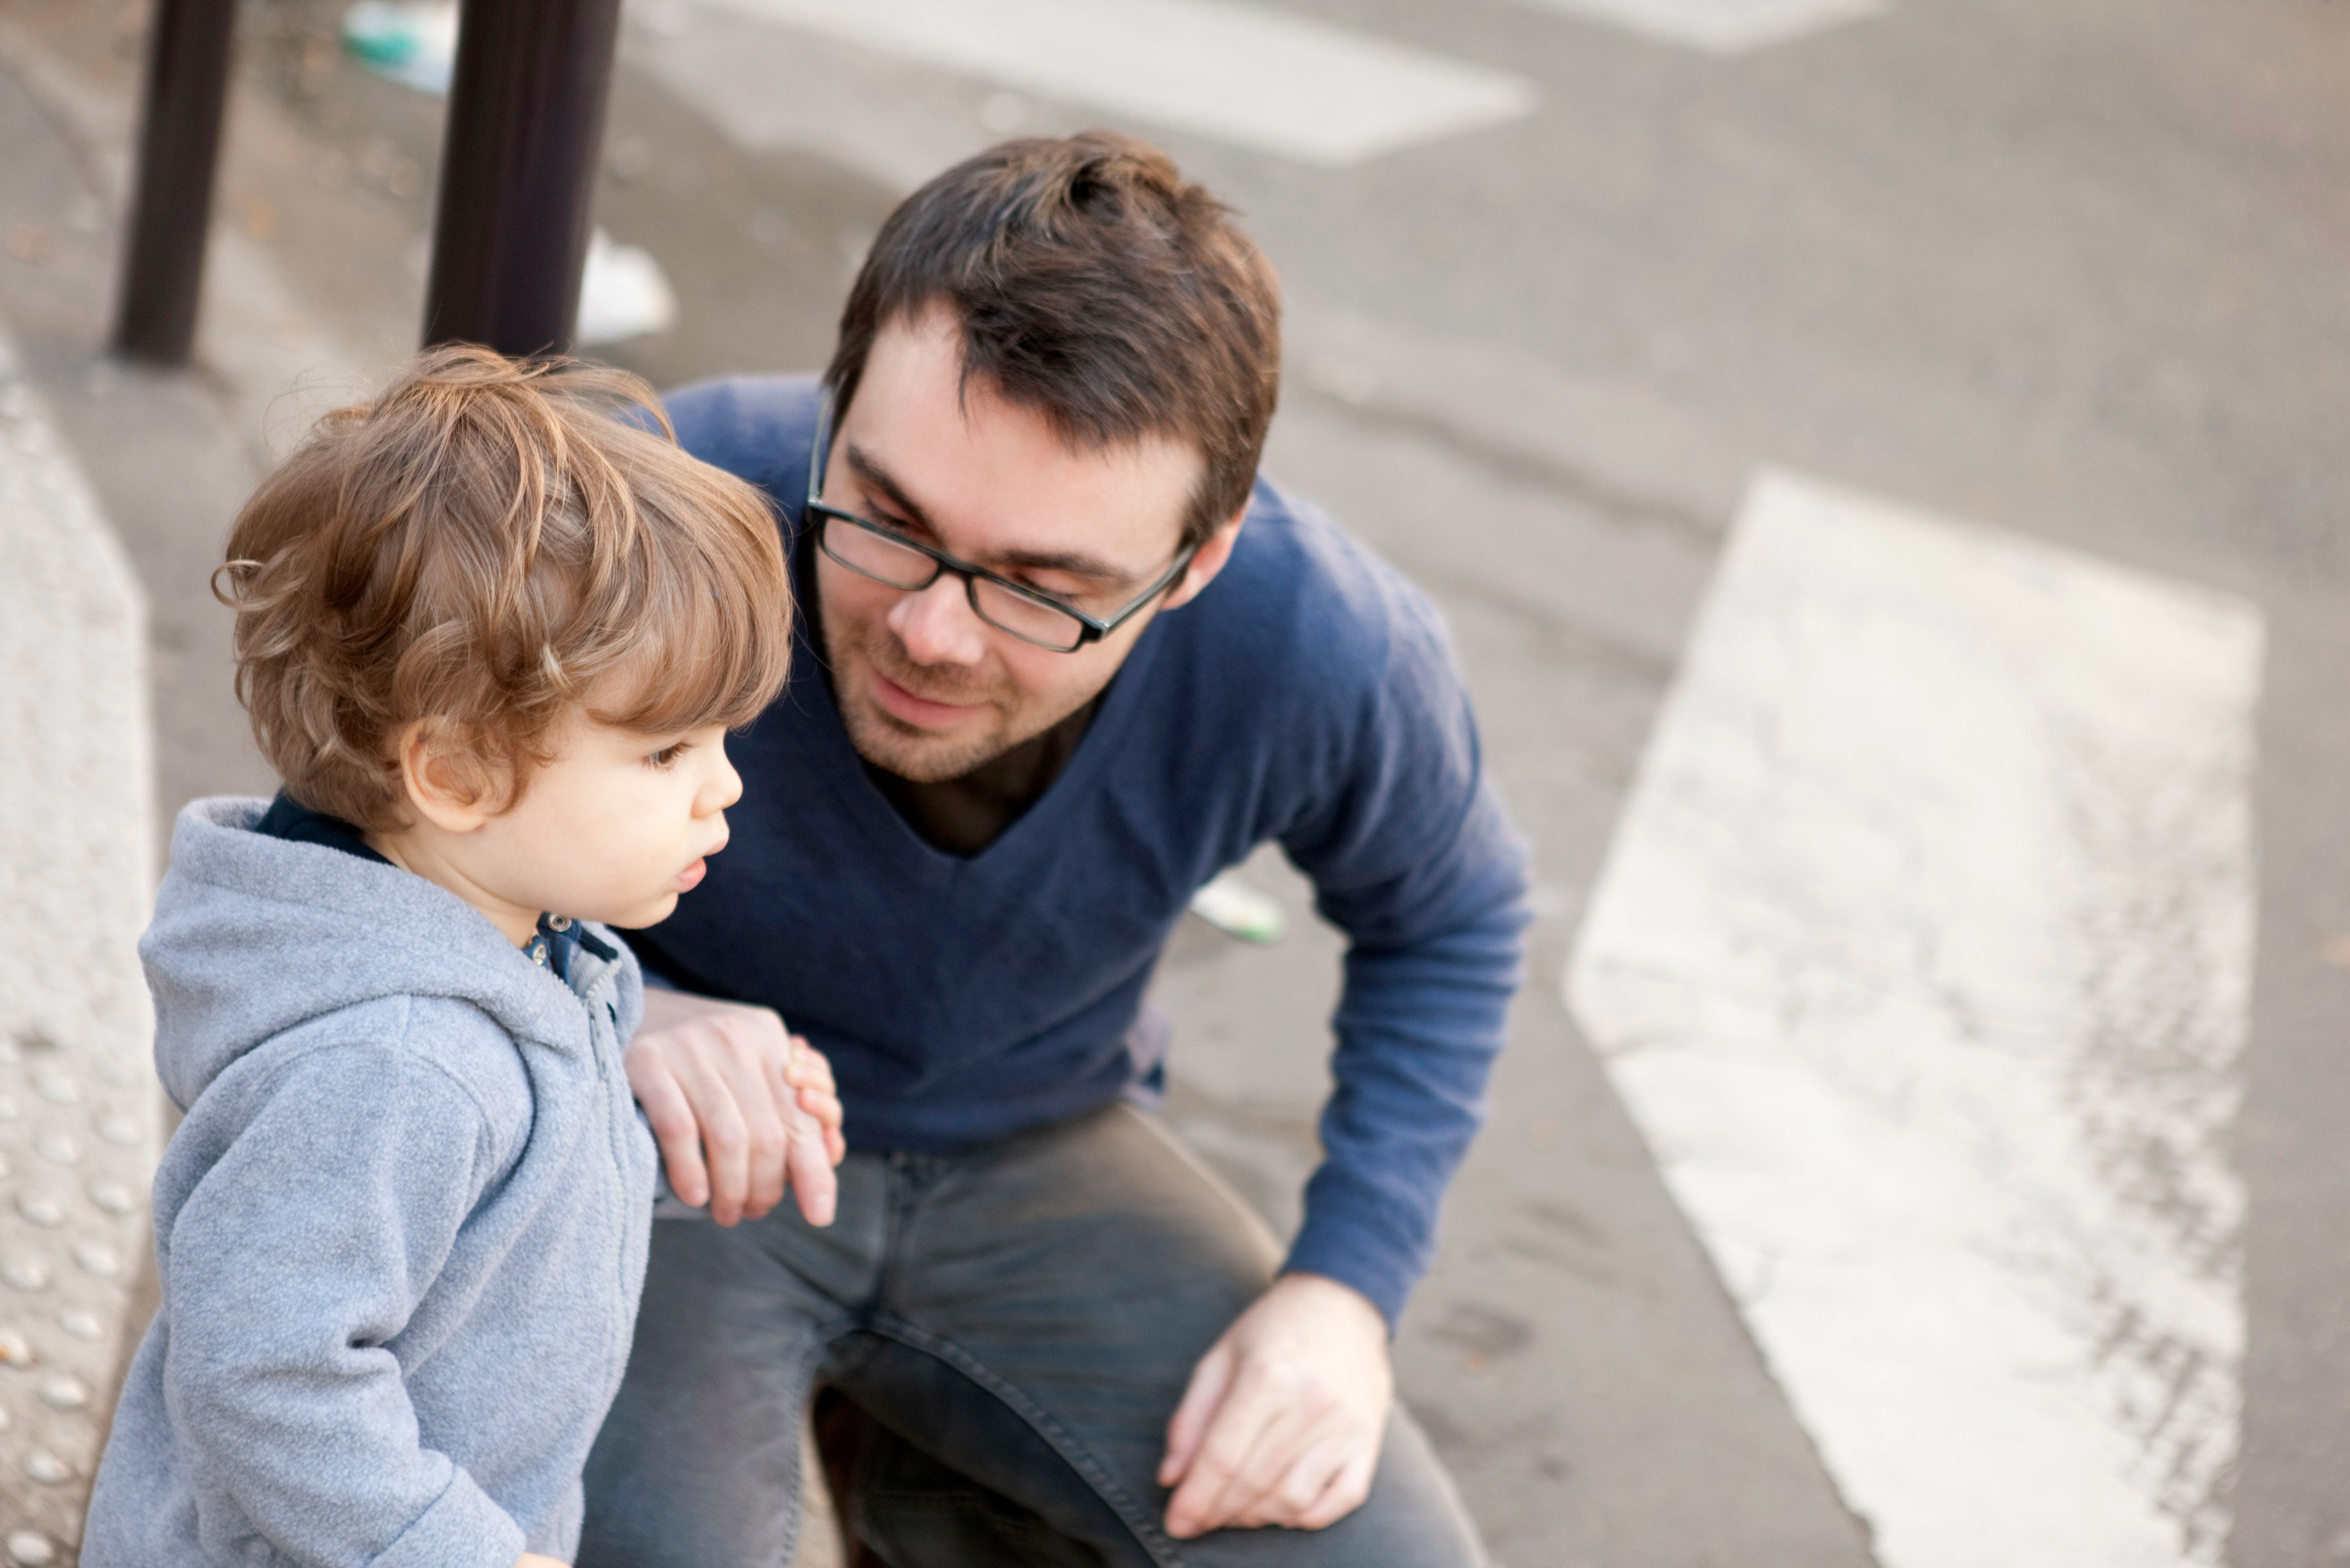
[675, 857, 708, 892]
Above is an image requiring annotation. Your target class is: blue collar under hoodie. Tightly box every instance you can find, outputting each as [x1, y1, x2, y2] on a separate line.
[84, 797, 659, 1568]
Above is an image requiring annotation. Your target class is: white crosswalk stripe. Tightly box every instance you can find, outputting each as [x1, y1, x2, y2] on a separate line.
[1509, 0, 1883, 55]
[682, 0, 1538, 166]
[1568, 472, 2261, 1567]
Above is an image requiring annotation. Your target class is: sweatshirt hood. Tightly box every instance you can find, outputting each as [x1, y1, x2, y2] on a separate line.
[141, 798, 638, 1110]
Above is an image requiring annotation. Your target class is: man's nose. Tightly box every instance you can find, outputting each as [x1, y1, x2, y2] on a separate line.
[889, 575, 989, 666]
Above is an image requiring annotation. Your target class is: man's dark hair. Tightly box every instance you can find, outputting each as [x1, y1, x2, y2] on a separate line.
[826, 132, 1282, 551]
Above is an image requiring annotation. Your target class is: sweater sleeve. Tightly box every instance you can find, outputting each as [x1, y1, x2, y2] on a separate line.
[159, 1039, 527, 1568]
[1277, 583, 1531, 1329]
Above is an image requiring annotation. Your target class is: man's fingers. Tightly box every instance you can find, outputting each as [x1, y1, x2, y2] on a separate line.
[668, 1038, 753, 1225]
[1164, 1374, 1283, 1538]
[784, 1101, 839, 1227]
[1159, 1344, 1235, 1488]
[626, 1053, 707, 1208]
[706, 1023, 791, 1221]
[1237, 1429, 1348, 1529]
[1203, 1397, 1324, 1532]
[1294, 1445, 1380, 1531]
[621, 997, 821, 1224]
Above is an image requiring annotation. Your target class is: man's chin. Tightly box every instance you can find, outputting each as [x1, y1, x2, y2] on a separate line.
[842, 697, 1005, 783]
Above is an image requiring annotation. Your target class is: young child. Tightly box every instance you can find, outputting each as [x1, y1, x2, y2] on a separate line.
[83, 347, 825, 1568]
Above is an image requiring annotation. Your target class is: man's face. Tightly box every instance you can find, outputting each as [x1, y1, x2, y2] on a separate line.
[816, 309, 1228, 782]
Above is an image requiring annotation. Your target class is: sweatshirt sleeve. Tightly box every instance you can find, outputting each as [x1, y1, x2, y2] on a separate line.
[1278, 581, 1532, 1329]
[159, 1038, 527, 1568]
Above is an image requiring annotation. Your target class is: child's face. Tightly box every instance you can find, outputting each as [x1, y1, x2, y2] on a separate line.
[459, 712, 743, 933]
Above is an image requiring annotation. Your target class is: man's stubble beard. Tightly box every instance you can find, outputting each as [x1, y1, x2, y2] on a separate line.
[824, 605, 1098, 784]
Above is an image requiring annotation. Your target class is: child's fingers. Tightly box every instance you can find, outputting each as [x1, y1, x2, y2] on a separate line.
[782, 1036, 846, 1144]
[795, 1085, 844, 1131]
[783, 1034, 838, 1097]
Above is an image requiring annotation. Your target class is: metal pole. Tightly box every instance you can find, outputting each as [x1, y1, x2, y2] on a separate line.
[112, 0, 239, 366]
[421, 0, 623, 358]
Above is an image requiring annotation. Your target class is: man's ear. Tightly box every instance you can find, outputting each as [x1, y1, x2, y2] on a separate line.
[393, 721, 501, 835]
[1160, 506, 1248, 612]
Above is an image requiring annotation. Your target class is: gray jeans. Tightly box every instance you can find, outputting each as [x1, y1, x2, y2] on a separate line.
[577, 1104, 1486, 1567]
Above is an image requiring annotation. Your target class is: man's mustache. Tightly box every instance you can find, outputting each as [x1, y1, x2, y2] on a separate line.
[866, 628, 1000, 707]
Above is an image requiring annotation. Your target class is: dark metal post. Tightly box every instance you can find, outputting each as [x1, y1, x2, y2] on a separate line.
[112, 0, 240, 366]
[421, 0, 623, 358]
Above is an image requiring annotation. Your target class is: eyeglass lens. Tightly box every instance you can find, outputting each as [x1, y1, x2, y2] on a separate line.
[820, 515, 1089, 652]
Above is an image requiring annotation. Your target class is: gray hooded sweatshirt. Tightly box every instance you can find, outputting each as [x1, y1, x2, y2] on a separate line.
[83, 798, 659, 1568]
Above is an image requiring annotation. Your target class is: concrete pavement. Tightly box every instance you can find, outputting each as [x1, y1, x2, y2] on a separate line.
[0, 323, 159, 1564]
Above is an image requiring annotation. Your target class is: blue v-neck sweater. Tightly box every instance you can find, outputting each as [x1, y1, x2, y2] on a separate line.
[637, 375, 1529, 1324]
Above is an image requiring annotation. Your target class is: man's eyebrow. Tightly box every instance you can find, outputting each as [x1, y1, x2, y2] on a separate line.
[841, 442, 1137, 587]
[841, 443, 936, 535]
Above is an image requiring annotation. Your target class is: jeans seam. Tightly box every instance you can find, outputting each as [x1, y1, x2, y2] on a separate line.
[772, 1343, 822, 1568]
[869, 1312, 1189, 1568]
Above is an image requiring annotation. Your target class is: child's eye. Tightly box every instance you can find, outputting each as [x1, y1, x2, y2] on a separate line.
[646, 741, 691, 770]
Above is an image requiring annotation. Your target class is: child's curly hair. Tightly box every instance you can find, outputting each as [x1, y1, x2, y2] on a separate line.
[218, 345, 793, 829]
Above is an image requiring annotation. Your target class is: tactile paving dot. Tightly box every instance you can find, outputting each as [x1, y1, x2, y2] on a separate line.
[69, 1244, 116, 1280]
[12, 1196, 59, 1229]
[5, 1529, 54, 1565]
[29, 1072, 75, 1109]
[31, 1135, 76, 1167]
[21, 1452, 68, 1485]
[53, 1313, 97, 1344]
[37, 1378, 87, 1412]
[84, 1182, 131, 1216]
[3, 1260, 51, 1293]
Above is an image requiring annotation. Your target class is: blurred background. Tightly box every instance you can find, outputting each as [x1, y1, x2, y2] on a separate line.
[3, 0, 2348, 1564]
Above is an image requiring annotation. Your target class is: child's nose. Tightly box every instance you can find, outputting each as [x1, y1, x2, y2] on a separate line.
[704, 744, 744, 813]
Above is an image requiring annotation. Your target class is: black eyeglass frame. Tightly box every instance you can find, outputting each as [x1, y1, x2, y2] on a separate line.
[804, 389, 1200, 653]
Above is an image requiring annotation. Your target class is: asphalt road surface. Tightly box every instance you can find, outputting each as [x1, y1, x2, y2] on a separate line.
[3, 0, 2347, 1563]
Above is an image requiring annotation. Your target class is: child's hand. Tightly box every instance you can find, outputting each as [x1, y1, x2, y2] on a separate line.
[517, 1555, 570, 1568]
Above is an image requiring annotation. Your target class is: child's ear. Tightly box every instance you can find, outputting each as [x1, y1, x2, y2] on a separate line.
[395, 721, 502, 833]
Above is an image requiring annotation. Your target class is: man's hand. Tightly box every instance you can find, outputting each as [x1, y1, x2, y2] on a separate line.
[623, 989, 846, 1227]
[1158, 1273, 1392, 1539]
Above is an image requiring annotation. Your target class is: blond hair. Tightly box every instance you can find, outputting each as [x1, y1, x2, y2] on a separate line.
[219, 345, 792, 828]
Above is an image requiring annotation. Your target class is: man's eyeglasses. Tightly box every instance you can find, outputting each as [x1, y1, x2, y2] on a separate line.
[805, 390, 1198, 654]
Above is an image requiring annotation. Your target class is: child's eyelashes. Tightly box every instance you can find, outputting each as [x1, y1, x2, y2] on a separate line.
[646, 740, 693, 770]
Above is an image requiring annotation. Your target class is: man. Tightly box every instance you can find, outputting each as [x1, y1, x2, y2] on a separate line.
[580, 132, 1528, 1567]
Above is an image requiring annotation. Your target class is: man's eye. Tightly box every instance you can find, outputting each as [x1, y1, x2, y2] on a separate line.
[1023, 580, 1088, 609]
